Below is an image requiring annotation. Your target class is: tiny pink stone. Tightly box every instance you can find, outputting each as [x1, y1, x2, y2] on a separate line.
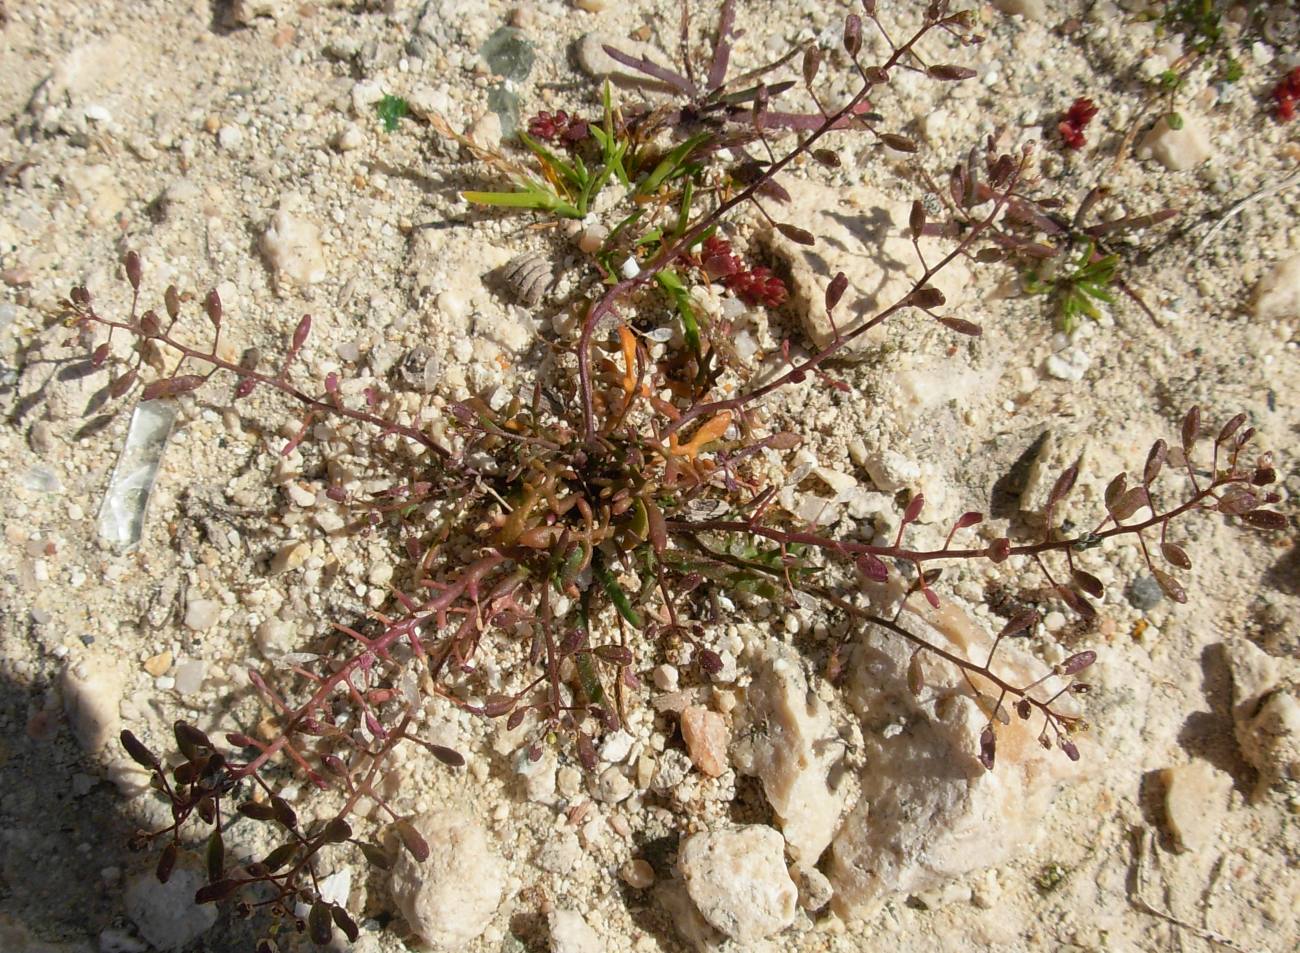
[680, 706, 729, 778]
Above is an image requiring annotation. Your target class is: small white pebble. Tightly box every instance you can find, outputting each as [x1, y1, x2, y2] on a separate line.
[336, 124, 365, 151]
[652, 664, 679, 692]
[217, 125, 243, 150]
[183, 598, 220, 631]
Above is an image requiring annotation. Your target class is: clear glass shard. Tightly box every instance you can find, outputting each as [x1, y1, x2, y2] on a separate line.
[97, 399, 177, 550]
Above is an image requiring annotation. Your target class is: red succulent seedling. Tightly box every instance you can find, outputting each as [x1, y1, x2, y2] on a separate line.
[1058, 97, 1099, 150]
[1273, 67, 1300, 123]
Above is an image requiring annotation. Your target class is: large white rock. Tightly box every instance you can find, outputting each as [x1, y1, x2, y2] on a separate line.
[678, 826, 798, 944]
[830, 594, 1085, 919]
[732, 641, 848, 868]
[1162, 761, 1232, 852]
[62, 655, 127, 754]
[262, 202, 327, 288]
[760, 178, 971, 360]
[1251, 253, 1300, 320]
[1137, 113, 1213, 171]
[389, 810, 506, 950]
[549, 909, 602, 953]
[1228, 640, 1300, 786]
[124, 869, 218, 950]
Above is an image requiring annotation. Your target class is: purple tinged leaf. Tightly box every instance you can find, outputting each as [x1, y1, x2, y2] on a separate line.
[825, 272, 849, 313]
[923, 587, 940, 609]
[879, 133, 918, 153]
[594, 645, 635, 666]
[907, 651, 924, 697]
[1060, 650, 1096, 675]
[321, 818, 352, 844]
[291, 314, 312, 351]
[1071, 569, 1104, 599]
[1143, 439, 1167, 485]
[706, 0, 736, 92]
[1060, 739, 1081, 761]
[909, 199, 926, 240]
[988, 537, 1012, 563]
[954, 511, 984, 530]
[1108, 486, 1149, 521]
[121, 730, 161, 770]
[309, 901, 334, 945]
[481, 694, 516, 718]
[1181, 406, 1200, 454]
[1016, 698, 1032, 720]
[194, 879, 240, 904]
[263, 843, 297, 871]
[1161, 542, 1191, 570]
[1151, 569, 1187, 604]
[124, 251, 142, 292]
[811, 148, 841, 168]
[938, 315, 982, 336]
[204, 289, 222, 329]
[1000, 610, 1039, 639]
[776, 222, 815, 246]
[1055, 585, 1093, 621]
[395, 819, 429, 862]
[206, 829, 225, 884]
[91, 343, 110, 367]
[331, 906, 360, 943]
[909, 286, 945, 309]
[855, 553, 889, 582]
[801, 45, 821, 88]
[902, 493, 926, 524]
[600, 45, 695, 96]
[1104, 472, 1128, 511]
[929, 64, 977, 81]
[237, 801, 277, 821]
[1241, 509, 1288, 530]
[1048, 465, 1079, 506]
[1217, 486, 1259, 515]
[164, 284, 181, 320]
[843, 14, 862, 56]
[861, 0, 877, 12]
[978, 726, 996, 770]
[140, 311, 161, 337]
[271, 796, 297, 829]
[697, 648, 724, 677]
[156, 842, 178, 884]
[1216, 412, 1247, 445]
[141, 375, 206, 402]
[359, 842, 391, 870]
[576, 732, 597, 772]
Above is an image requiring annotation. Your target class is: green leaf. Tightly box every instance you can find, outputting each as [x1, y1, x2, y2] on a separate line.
[519, 132, 584, 191]
[593, 557, 642, 629]
[573, 651, 605, 705]
[655, 269, 701, 357]
[462, 189, 580, 218]
[638, 133, 711, 196]
[376, 95, 409, 132]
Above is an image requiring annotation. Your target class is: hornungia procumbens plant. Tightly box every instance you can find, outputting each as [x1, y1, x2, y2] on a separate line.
[56, 1, 1286, 945]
